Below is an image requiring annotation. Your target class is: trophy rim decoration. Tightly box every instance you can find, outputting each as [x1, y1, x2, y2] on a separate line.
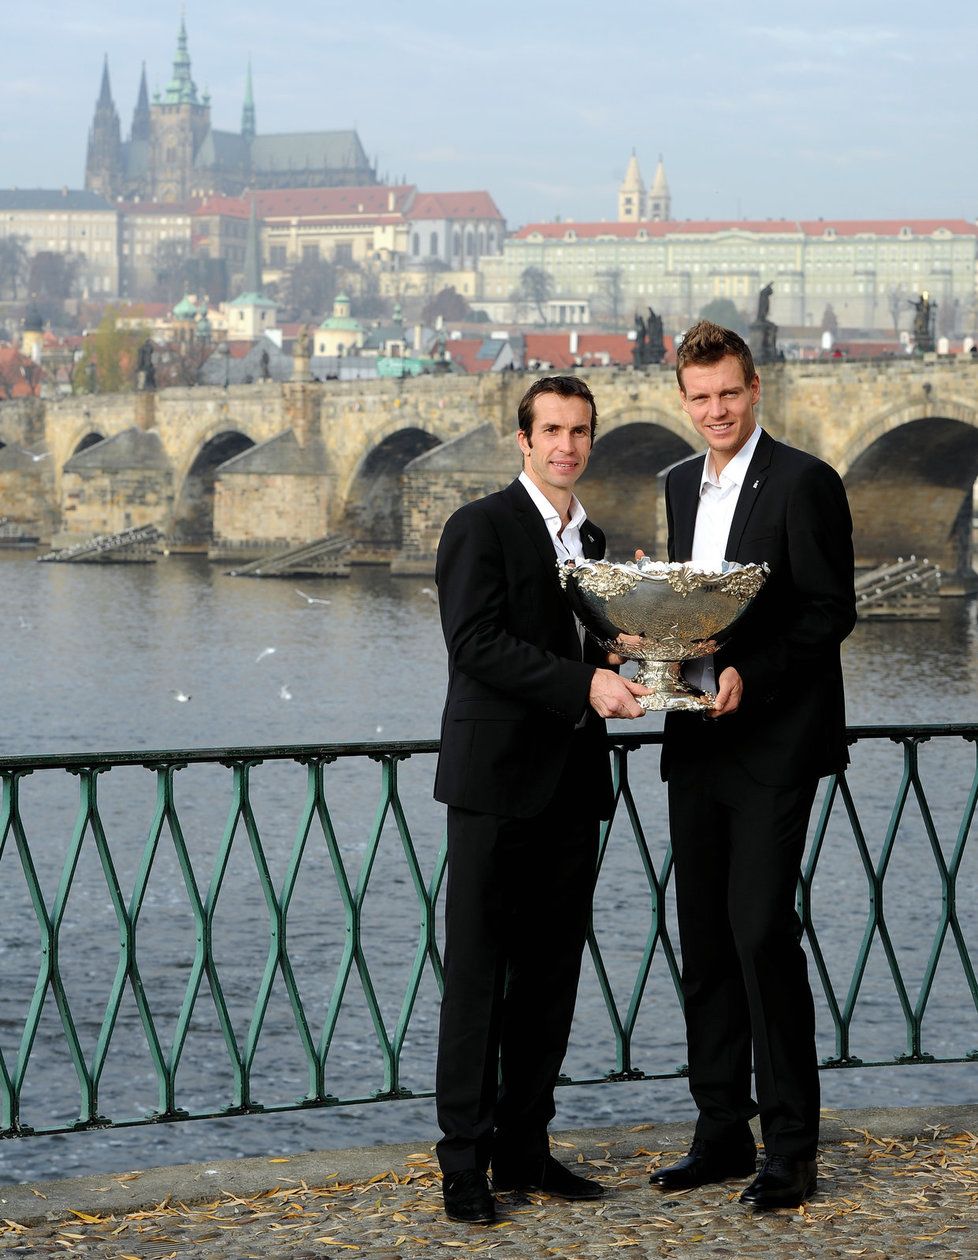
[559, 557, 769, 712]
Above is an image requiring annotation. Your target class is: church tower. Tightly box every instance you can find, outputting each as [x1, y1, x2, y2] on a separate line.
[131, 62, 150, 143]
[618, 151, 646, 222]
[85, 56, 123, 199]
[241, 61, 256, 142]
[149, 18, 212, 201]
[648, 155, 671, 222]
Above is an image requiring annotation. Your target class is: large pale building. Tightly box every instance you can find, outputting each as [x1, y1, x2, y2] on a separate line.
[476, 215, 978, 335]
[0, 189, 120, 297]
[85, 21, 376, 204]
[256, 186, 504, 272]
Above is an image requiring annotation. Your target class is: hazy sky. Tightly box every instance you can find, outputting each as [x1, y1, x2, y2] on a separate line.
[4, 1, 977, 229]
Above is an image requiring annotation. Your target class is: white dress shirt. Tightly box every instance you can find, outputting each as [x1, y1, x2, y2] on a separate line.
[518, 470, 587, 563]
[518, 471, 588, 692]
[684, 425, 763, 694]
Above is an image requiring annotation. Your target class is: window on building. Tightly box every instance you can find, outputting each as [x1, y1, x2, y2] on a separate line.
[334, 242, 353, 265]
[269, 245, 286, 267]
[412, 233, 420, 256]
[302, 244, 320, 264]
[429, 232, 438, 255]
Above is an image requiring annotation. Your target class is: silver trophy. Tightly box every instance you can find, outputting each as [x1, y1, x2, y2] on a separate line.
[560, 558, 768, 712]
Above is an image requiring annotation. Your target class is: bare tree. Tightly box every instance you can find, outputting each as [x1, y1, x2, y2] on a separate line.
[421, 286, 472, 325]
[346, 262, 390, 321]
[887, 285, 907, 335]
[279, 256, 336, 322]
[698, 298, 749, 338]
[0, 235, 29, 300]
[153, 239, 192, 305]
[154, 337, 213, 387]
[596, 268, 625, 330]
[28, 250, 81, 301]
[517, 266, 554, 324]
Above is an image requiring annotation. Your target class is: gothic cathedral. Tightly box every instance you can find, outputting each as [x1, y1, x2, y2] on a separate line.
[85, 19, 376, 203]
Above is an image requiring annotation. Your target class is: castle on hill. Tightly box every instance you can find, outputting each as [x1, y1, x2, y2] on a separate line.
[85, 18, 376, 203]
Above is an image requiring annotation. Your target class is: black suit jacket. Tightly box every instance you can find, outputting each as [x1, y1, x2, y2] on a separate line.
[434, 478, 614, 819]
[662, 430, 856, 786]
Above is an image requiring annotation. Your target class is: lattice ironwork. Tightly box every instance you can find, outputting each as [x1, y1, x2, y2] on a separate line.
[0, 725, 975, 1144]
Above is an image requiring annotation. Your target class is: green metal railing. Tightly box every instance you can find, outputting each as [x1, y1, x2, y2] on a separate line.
[0, 724, 975, 1142]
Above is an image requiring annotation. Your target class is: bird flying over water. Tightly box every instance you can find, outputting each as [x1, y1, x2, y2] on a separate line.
[172, 690, 192, 702]
[280, 684, 292, 700]
[255, 647, 276, 662]
[295, 589, 331, 605]
[420, 587, 437, 603]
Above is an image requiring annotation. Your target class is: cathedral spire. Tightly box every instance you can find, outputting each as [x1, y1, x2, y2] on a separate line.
[97, 54, 114, 108]
[86, 54, 122, 198]
[241, 60, 256, 141]
[131, 61, 150, 142]
[164, 15, 199, 105]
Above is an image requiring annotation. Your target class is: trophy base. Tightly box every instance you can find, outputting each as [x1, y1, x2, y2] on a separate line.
[633, 661, 715, 713]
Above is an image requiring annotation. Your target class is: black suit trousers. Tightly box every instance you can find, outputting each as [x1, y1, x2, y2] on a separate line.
[435, 741, 599, 1175]
[667, 751, 820, 1160]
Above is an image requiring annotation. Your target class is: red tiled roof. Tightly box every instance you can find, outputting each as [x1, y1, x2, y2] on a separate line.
[226, 340, 256, 359]
[444, 338, 498, 373]
[797, 219, 978, 237]
[0, 347, 43, 396]
[523, 332, 639, 369]
[191, 195, 251, 218]
[408, 191, 503, 221]
[253, 185, 416, 219]
[515, 218, 978, 240]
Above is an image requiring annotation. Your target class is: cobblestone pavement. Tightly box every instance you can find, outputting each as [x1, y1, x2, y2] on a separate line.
[1, 1121, 977, 1259]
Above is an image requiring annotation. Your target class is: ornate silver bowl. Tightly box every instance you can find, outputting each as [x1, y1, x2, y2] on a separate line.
[559, 558, 768, 711]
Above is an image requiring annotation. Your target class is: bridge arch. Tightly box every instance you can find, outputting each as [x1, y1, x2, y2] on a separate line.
[841, 405, 978, 581]
[342, 424, 443, 560]
[171, 429, 256, 546]
[588, 409, 697, 557]
[72, 431, 105, 456]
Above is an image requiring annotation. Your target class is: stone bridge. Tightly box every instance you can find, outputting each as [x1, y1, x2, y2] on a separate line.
[1, 357, 977, 583]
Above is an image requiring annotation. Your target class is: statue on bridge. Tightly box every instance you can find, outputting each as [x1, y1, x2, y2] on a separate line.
[909, 292, 936, 354]
[632, 306, 666, 368]
[749, 282, 778, 364]
[136, 338, 156, 391]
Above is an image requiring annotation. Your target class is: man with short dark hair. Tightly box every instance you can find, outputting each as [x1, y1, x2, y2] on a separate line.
[434, 375, 649, 1224]
[649, 322, 855, 1210]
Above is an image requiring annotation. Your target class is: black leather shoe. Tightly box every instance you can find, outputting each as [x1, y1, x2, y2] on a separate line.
[443, 1169, 496, 1223]
[649, 1138, 757, 1191]
[739, 1155, 817, 1209]
[493, 1153, 605, 1199]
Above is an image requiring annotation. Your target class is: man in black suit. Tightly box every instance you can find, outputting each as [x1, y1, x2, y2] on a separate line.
[648, 321, 855, 1210]
[433, 375, 650, 1223]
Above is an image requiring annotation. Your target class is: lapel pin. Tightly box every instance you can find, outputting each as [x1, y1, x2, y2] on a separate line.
[752, 479, 759, 489]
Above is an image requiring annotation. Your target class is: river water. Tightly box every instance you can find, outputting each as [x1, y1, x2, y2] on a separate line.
[0, 551, 976, 1184]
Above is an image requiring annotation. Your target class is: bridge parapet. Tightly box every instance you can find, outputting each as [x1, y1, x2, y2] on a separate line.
[1, 360, 977, 571]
